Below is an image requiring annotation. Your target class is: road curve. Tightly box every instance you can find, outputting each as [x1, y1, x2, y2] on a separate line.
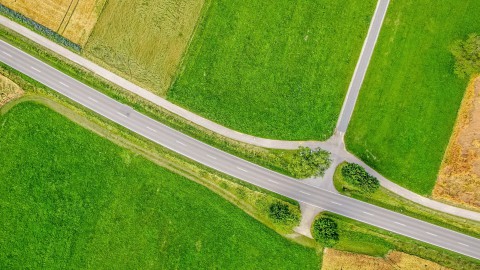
[0, 40, 479, 260]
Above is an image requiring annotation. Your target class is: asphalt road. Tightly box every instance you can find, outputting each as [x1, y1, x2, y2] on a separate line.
[1, 40, 479, 260]
[336, 0, 390, 133]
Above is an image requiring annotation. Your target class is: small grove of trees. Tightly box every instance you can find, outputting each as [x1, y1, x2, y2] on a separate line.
[312, 216, 339, 247]
[341, 163, 379, 193]
[288, 147, 331, 179]
[268, 201, 300, 226]
[451, 33, 480, 79]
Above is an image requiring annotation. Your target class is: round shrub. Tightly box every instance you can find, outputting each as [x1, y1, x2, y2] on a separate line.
[312, 217, 339, 247]
[268, 201, 300, 225]
[341, 163, 379, 193]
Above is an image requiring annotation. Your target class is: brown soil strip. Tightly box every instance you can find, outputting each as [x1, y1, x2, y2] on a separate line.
[433, 77, 480, 211]
[321, 249, 450, 270]
[0, 74, 23, 106]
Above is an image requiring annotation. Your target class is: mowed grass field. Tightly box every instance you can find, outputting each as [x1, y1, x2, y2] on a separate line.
[168, 0, 376, 140]
[345, 1, 480, 194]
[84, 0, 205, 96]
[0, 0, 106, 45]
[0, 102, 320, 269]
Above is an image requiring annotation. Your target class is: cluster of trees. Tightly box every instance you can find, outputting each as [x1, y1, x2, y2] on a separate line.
[268, 201, 299, 226]
[451, 33, 480, 79]
[312, 217, 339, 247]
[341, 163, 379, 193]
[288, 147, 331, 179]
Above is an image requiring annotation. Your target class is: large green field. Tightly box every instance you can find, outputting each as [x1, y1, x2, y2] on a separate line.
[168, 0, 376, 140]
[345, 1, 480, 194]
[0, 102, 320, 269]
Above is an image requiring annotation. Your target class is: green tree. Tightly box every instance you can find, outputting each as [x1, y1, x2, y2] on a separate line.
[288, 147, 331, 178]
[312, 217, 339, 247]
[451, 33, 480, 79]
[341, 163, 379, 193]
[268, 201, 300, 226]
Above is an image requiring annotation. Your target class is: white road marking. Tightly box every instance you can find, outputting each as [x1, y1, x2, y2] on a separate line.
[394, 221, 406, 227]
[59, 81, 69, 88]
[299, 190, 311, 196]
[31, 66, 41, 72]
[237, 167, 248, 172]
[2, 51, 12, 57]
[116, 111, 127, 118]
[457, 242, 469, 247]
[425, 232, 437, 237]
[87, 96, 98, 103]
[268, 179, 279, 184]
[176, 140, 186, 146]
[206, 154, 217, 160]
[362, 211, 374, 216]
[331, 201, 342, 206]
[146, 126, 157, 133]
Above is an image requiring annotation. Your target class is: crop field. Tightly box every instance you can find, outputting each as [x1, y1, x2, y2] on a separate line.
[0, 0, 106, 45]
[321, 249, 450, 270]
[434, 77, 480, 210]
[345, 0, 480, 195]
[0, 102, 320, 269]
[168, 0, 376, 140]
[84, 0, 205, 96]
[0, 74, 22, 106]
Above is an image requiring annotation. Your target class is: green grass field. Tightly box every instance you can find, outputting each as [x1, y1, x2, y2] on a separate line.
[345, 0, 480, 194]
[0, 102, 320, 269]
[168, 0, 376, 140]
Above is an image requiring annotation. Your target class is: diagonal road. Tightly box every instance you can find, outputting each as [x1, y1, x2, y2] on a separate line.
[336, 0, 390, 133]
[0, 40, 479, 260]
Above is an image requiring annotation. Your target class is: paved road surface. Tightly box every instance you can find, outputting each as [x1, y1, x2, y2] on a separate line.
[336, 0, 390, 132]
[0, 40, 479, 260]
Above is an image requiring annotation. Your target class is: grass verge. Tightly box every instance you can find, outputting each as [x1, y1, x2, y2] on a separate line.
[168, 0, 376, 140]
[0, 101, 320, 268]
[314, 212, 480, 270]
[334, 162, 480, 239]
[345, 0, 480, 195]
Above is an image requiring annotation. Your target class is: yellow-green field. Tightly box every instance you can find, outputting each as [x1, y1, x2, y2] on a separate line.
[84, 0, 206, 96]
[0, 0, 106, 45]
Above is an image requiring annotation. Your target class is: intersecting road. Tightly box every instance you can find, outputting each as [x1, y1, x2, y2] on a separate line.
[1, 40, 479, 260]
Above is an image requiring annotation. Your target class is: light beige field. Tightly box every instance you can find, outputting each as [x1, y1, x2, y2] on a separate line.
[0, 0, 106, 45]
[321, 249, 450, 270]
[0, 74, 23, 106]
[84, 0, 205, 96]
[433, 77, 480, 210]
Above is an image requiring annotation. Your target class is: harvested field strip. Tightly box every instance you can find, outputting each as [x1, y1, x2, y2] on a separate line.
[84, 0, 205, 96]
[321, 249, 451, 270]
[0, 73, 22, 106]
[433, 77, 480, 210]
[0, 0, 106, 45]
[57, 0, 78, 34]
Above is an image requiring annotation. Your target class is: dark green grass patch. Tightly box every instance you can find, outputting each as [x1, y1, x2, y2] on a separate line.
[345, 0, 480, 194]
[0, 102, 319, 269]
[169, 0, 376, 140]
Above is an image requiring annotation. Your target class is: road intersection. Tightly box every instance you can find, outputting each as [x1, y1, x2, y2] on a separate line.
[0, 39, 479, 260]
